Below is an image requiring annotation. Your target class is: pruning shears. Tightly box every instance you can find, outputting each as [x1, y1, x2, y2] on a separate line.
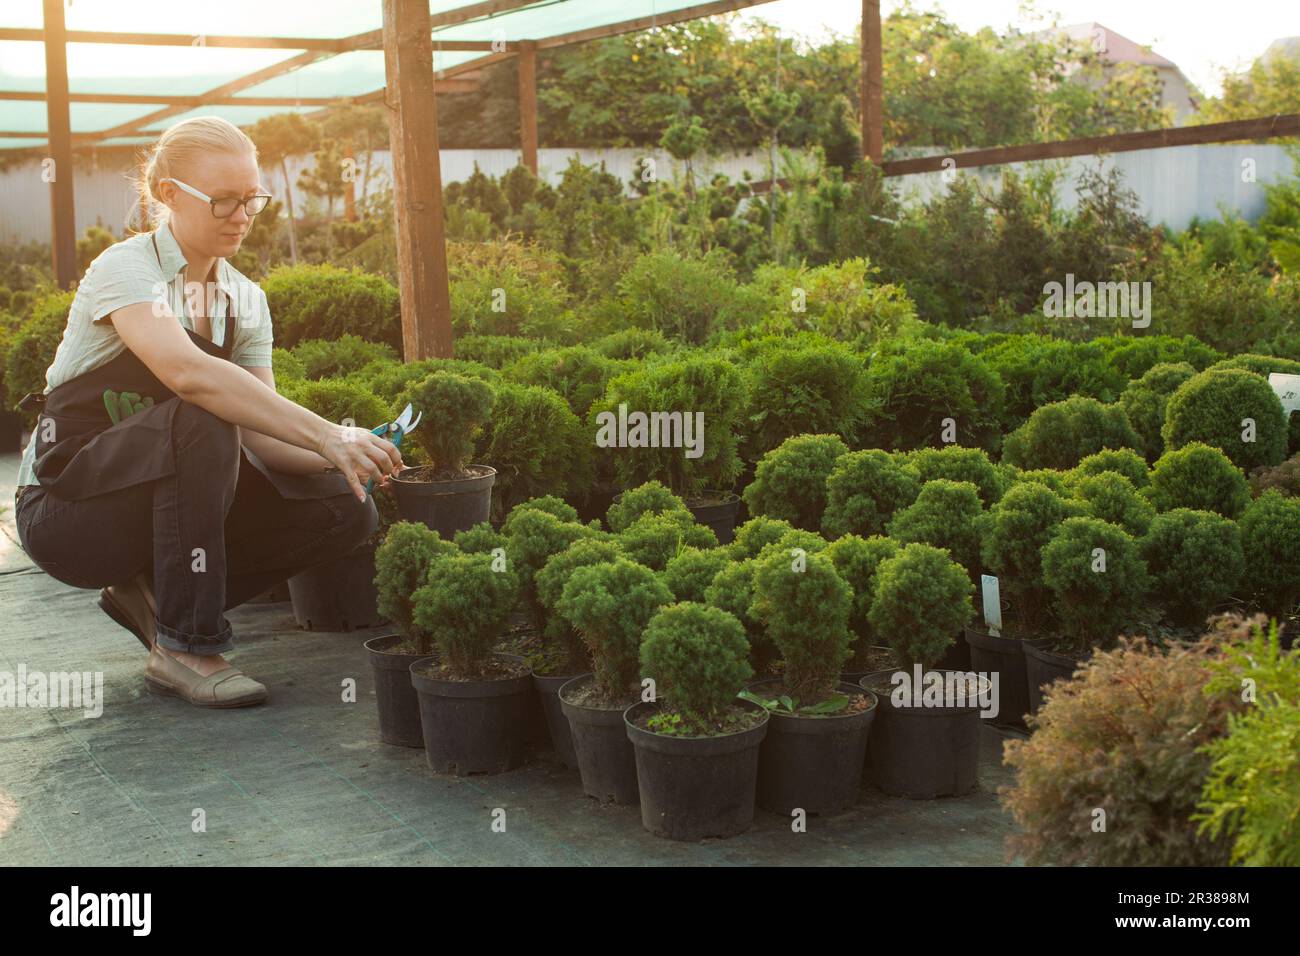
[365, 402, 422, 495]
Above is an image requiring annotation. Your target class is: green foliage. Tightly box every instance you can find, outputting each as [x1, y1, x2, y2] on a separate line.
[1002, 634, 1235, 866]
[588, 327, 674, 361]
[978, 481, 1077, 630]
[1248, 456, 1300, 498]
[1162, 369, 1288, 471]
[1040, 517, 1150, 653]
[1145, 442, 1251, 519]
[3, 290, 73, 424]
[290, 334, 397, 380]
[867, 543, 974, 670]
[447, 242, 571, 340]
[501, 495, 580, 531]
[616, 510, 718, 571]
[704, 558, 772, 671]
[740, 343, 870, 459]
[395, 373, 495, 476]
[1069, 448, 1150, 488]
[750, 548, 853, 699]
[615, 250, 758, 346]
[504, 345, 629, 418]
[886, 479, 984, 578]
[825, 534, 900, 666]
[727, 515, 798, 560]
[372, 521, 457, 654]
[1002, 396, 1141, 470]
[356, 357, 499, 406]
[1139, 510, 1243, 626]
[504, 508, 601, 628]
[821, 449, 920, 538]
[606, 481, 692, 534]
[261, 263, 400, 349]
[454, 334, 553, 368]
[1070, 472, 1156, 536]
[270, 347, 306, 382]
[1096, 334, 1222, 381]
[412, 551, 519, 677]
[277, 377, 391, 431]
[453, 521, 506, 556]
[1240, 491, 1300, 617]
[906, 445, 1004, 505]
[743, 433, 848, 531]
[556, 558, 675, 699]
[1118, 362, 1199, 462]
[662, 547, 733, 604]
[533, 536, 625, 670]
[640, 603, 753, 727]
[980, 335, 1126, 430]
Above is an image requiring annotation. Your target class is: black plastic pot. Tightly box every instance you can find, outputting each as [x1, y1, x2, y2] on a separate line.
[364, 634, 426, 748]
[841, 645, 900, 687]
[559, 674, 639, 804]
[859, 669, 990, 799]
[625, 698, 769, 841]
[1023, 643, 1085, 715]
[409, 653, 532, 775]
[685, 490, 741, 545]
[533, 671, 581, 770]
[391, 465, 496, 539]
[288, 541, 382, 631]
[749, 679, 878, 816]
[936, 633, 971, 672]
[962, 626, 1046, 730]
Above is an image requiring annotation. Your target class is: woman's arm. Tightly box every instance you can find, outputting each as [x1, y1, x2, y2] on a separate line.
[238, 365, 336, 475]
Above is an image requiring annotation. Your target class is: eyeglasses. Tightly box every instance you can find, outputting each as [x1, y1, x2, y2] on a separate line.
[162, 177, 272, 218]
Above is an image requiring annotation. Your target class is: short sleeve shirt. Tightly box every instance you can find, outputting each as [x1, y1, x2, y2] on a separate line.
[15, 220, 274, 488]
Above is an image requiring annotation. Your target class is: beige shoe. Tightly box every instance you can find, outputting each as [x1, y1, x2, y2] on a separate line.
[145, 645, 268, 708]
[98, 569, 157, 651]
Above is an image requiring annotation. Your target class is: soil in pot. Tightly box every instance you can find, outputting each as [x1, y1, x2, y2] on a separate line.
[859, 668, 991, 799]
[684, 490, 741, 545]
[365, 634, 430, 748]
[625, 698, 769, 841]
[409, 653, 532, 775]
[559, 674, 641, 804]
[841, 644, 900, 687]
[962, 626, 1046, 730]
[1023, 642, 1087, 715]
[288, 542, 382, 631]
[748, 680, 878, 816]
[390, 464, 496, 539]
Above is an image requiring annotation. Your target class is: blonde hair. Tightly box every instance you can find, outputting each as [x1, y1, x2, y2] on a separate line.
[131, 116, 258, 232]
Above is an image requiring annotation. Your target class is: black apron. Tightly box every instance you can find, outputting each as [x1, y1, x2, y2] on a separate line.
[28, 233, 352, 502]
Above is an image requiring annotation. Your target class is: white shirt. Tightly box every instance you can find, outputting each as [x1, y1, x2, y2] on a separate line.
[16, 220, 274, 488]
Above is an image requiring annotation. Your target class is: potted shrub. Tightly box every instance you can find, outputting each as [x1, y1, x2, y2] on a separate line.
[821, 449, 919, 539]
[703, 557, 778, 677]
[278, 378, 393, 630]
[605, 480, 693, 533]
[408, 550, 528, 774]
[391, 372, 497, 537]
[1144, 442, 1252, 519]
[627, 602, 768, 840]
[824, 533, 901, 682]
[1118, 362, 1198, 462]
[862, 542, 980, 799]
[1239, 491, 1300, 625]
[743, 433, 850, 531]
[1069, 472, 1155, 536]
[616, 510, 719, 571]
[1001, 395, 1142, 471]
[367, 521, 456, 747]
[1139, 509, 1244, 627]
[1162, 368, 1289, 471]
[745, 548, 879, 815]
[662, 547, 733, 604]
[556, 557, 674, 803]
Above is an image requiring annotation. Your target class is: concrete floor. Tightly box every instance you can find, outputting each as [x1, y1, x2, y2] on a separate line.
[0, 448, 1020, 866]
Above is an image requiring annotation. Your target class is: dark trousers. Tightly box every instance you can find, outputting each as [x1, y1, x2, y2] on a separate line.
[14, 401, 378, 655]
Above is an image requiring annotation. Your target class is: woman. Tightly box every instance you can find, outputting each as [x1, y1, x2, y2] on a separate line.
[12, 116, 404, 709]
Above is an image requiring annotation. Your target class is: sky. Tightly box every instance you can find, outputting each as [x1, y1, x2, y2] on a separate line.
[735, 0, 1300, 97]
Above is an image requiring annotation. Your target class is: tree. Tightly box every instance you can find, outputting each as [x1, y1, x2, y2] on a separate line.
[249, 112, 319, 265]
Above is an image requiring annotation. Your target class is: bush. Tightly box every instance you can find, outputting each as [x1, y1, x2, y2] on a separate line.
[1069, 448, 1149, 488]
[886, 479, 984, 579]
[616, 510, 718, 571]
[1248, 455, 1300, 498]
[453, 521, 506, 556]
[455, 334, 553, 368]
[750, 548, 853, 700]
[358, 356, 498, 405]
[825, 534, 900, 668]
[290, 334, 398, 380]
[743, 433, 848, 531]
[372, 521, 457, 655]
[1139, 510, 1244, 626]
[980, 335, 1126, 430]
[504, 508, 601, 628]
[1207, 353, 1300, 377]
[863, 340, 1005, 453]
[588, 328, 674, 361]
[1095, 334, 1222, 381]
[704, 558, 772, 670]
[606, 481, 692, 534]
[616, 249, 755, 346]
[556, 557, 675, 700]
[448, 252, 571, 341]
[3, 290, 73, 424]
[1118, 362, 1198, 462]
[821, 449, 920, 538]
[504, 345, 631, 418]
[662, 547, 733, 604]
[867, 543, 974, 670]
[979, 481, 1077, 630]
[501, 494, 580, 532]
[277, 377, 391, 432]
[1239, 491, 1300, 617]
[1001, 396, 1141, 471]
[270, 347, 306, 382]
[533, 537, 624, 671]
[906, 445, 1005, 505]
[1040, 517, 1149, 653]
[741, 343, 870, 459]
[1001, 634, 1236, 866]
[1070, 472, 1155, 536]
[727, 515, 798, 560]
[1162, 369, 1288, 471]
[262, 263, 400, 349]
[411, 552, 519, 677]
[1145, 442, 1251, 519]
[396, 373, 495, 477]
[640, 603, 753, 728]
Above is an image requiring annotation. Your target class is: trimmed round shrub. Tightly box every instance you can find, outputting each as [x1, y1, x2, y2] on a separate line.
[505, 345, 630, 418]
[886, 479, 984, 578]
[1040, 517, 1150, 653]
[825, 534, 900, 667]
[863, 340, 1005, 453]
[741, 343, 870, 459]
[501, 494, 579, 531]
[1207, 353, 1300, 377]
[534, 537, 625, 670]
[1008, 466, 1071, 495]
[455, 334, 553, 369]
[616, 510, 718, 571]
[750, 548, 853, 700]
[589, 327, 673, 360]
[396, 372, 495, 477]
[1001, 396, 1141, 471]
[867, 543, 974, 669]
[504, 508, 602, 628]
[359, 356, 498, 405]
[606, 480, 692, 534]
[1139, 509, 1243, 625]
[1069, 448, 1149, 488]
[1239, 491, 1300, 617]
[277, 378, 391, 434]
[821, 449, 920, 538]
[906, 445, 1004, 505]
[616, 249, 754, 347]
[448, 255, 570, 341]
[981, 335, 1126, 430]
[662, 546, 733, 604]
[453, 521, 506, 556]
[1162, 369, 1288, 471]
[727, 515, 798, 560]
[756, 528, 830, 563]
[290, 334, 398, 380]
[743, 433, 849, 531]
[640, 603, 753, 727]
[1070, 472, 1156, 536]
[1096, 334, 1222, 380]
[412, 551, 519, 678]
[1118, 361, 1198, 462]
[1145, 442, 1251, 519]
[704, 558, 774, 673]
[979, 481, 1077, 630]
[262, 263, 401, 349]
[373, 521, 457, 654]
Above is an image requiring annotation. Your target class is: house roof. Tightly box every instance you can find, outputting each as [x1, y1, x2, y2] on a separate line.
[1043, 22, 1179, 69]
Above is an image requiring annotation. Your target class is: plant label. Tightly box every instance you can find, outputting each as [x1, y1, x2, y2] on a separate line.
[1268, 373, 1300, 416]
[981, 574, 1002, 636]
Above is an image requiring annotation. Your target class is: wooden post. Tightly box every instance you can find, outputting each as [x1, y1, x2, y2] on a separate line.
[861, 0, 883, 164]
[42, 0, 77, 289]
[382, 0, 453, 361]
[518, 40, 538, 175]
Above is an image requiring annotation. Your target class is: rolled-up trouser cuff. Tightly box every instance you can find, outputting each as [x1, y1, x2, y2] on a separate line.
[154, 615, 235, 656]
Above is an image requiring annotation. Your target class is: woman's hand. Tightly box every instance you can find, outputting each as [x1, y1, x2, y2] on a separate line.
[317, 423, 404, 501]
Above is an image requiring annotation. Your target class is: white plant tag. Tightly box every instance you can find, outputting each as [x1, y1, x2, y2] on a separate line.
[982, 574, 1002, 636]
[1269, 373, 1300, 416]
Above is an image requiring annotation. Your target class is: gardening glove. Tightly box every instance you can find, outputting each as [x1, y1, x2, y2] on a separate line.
[103, 388, 155, 425]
